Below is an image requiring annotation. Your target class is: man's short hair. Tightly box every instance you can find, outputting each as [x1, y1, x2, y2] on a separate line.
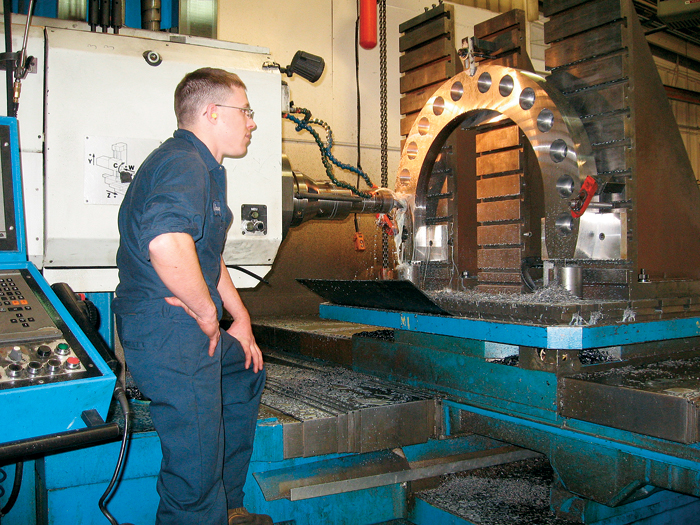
[174, 67, 247, 128]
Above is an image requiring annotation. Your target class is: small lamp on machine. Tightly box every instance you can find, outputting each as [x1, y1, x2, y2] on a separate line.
[279, 50, 325, 83]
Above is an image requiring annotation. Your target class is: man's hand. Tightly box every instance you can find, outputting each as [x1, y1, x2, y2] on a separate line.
[227, 319, 263, 373]
[165, 296, 220, 356]
[217, 257, 264, 372]
[149, 233, 221, 357]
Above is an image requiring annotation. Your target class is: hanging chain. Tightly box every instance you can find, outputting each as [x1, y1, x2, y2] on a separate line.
[379, 0, 389, 272]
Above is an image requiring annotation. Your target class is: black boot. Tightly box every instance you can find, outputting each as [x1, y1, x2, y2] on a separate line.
[228, 507, 273, 525]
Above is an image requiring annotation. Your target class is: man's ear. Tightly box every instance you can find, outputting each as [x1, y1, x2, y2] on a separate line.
[204, 104, 218, 123]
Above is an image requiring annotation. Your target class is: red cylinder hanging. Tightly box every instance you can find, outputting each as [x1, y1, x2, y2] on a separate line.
[359, 0, 377, 50]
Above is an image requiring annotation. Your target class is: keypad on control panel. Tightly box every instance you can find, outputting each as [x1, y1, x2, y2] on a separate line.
[0, 271, 62, 343]
[0, 340, 86, 384]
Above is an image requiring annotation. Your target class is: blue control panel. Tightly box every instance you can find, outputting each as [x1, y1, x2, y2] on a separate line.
[0, 117, 115, 444]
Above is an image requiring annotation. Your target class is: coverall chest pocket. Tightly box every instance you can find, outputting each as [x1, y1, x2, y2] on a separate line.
[211, 200, 232, 233]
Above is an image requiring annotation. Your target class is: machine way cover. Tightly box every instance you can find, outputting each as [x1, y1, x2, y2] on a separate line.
[297, 279, 451, 315]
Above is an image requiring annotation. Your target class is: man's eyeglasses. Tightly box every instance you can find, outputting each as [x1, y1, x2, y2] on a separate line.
[215, 104, 255, 120]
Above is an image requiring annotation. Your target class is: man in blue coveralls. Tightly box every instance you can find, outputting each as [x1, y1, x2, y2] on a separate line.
[113, 68, 272, 525]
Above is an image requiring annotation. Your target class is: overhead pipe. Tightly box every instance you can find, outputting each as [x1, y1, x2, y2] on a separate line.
[142, 0, 161, 31]
[89, 0, 100, 31]
[100, 0, 111, 31]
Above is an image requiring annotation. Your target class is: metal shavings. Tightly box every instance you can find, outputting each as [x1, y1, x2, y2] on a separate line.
[492, 355, 519, 366]
[569, 311, 604, 326]
[354, 329, 395, 341]
[124, 371, 149, 401]
[622, 307, 636, 322]
[429, 285, 588, 311]
[578, 348, 615, 365]
[107, 397, 153, 433]
[569, 313, 586, 326]
[571, 356, 700, 397]
[588, 311, 603, 325]
[418, 457, 571, 525]
[261, 357, 436, 422]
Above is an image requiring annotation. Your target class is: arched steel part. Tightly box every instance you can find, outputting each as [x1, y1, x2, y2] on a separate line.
[281, 156, 399, 238]
[395, 64, 598, 261]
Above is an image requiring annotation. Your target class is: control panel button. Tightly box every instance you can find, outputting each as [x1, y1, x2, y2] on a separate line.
[37, 345, 52, 358]
[27, 361, 42, 375]
[46, 358, 62, 373]
[7, 363, 23, 378]
[8, 346, 22, 362]
[55, 343, 70, 356]
[65, 357, 80, 370]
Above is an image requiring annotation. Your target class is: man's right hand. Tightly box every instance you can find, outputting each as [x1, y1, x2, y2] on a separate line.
[149, 233, 221, 357]
[164, 296, 220, 356]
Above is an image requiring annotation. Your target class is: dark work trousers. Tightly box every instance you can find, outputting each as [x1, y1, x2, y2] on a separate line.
[117, 311, 266, 525]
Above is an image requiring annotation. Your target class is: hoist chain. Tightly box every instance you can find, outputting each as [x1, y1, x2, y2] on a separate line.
[379, 0, 389, 271]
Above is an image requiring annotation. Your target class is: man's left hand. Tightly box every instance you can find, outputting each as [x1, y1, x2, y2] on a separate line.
[227, 320, 264, 373]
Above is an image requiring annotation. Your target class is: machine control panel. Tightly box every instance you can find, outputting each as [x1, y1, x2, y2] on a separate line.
[0, 117, 113, 445]
[241, 204, 267, 235]
[0, 268, 99, 390]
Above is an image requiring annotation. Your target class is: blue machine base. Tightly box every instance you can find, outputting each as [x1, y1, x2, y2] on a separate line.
[0, 414, 695, 525]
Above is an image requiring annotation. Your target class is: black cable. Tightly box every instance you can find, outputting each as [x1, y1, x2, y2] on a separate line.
[48, 283, 133, 525]
[3, 0, 15, 117]
[228, 265, 270, 286]
[0, 462, 23, 520]
[98, 387, 131, 525]
[354, 7, 362, 172]
[354, 8, 362, 233]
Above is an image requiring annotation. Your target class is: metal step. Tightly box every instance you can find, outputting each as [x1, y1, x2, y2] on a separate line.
[254, 434, 540, 502]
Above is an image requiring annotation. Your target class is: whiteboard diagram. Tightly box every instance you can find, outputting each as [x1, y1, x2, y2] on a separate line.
[85, 136, 160, 205]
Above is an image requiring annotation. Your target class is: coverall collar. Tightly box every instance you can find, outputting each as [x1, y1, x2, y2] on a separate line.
[174, 128, 223, 173]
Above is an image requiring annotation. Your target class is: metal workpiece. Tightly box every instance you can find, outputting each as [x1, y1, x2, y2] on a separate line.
[395, 63, 597, 267]
[281, 158, 399, 237]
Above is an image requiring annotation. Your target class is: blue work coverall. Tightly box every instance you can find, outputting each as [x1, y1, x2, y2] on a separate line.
[113, 129, 265, 524]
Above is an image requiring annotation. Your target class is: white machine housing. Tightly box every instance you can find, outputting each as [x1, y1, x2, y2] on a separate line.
[2, 16, 283, 291]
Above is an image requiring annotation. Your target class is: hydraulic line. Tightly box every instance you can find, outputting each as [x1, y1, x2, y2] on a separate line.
[98, 386, 131, 525]
[284, 107, 376, 198]
[0, 462, 22, 523]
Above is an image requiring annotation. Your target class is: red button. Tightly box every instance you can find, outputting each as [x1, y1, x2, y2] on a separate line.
[67, 357, 80, 365]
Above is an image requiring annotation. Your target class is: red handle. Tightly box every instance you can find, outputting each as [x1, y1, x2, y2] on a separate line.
[360, 0, 377, 50]
[570, 176, 598, 218]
